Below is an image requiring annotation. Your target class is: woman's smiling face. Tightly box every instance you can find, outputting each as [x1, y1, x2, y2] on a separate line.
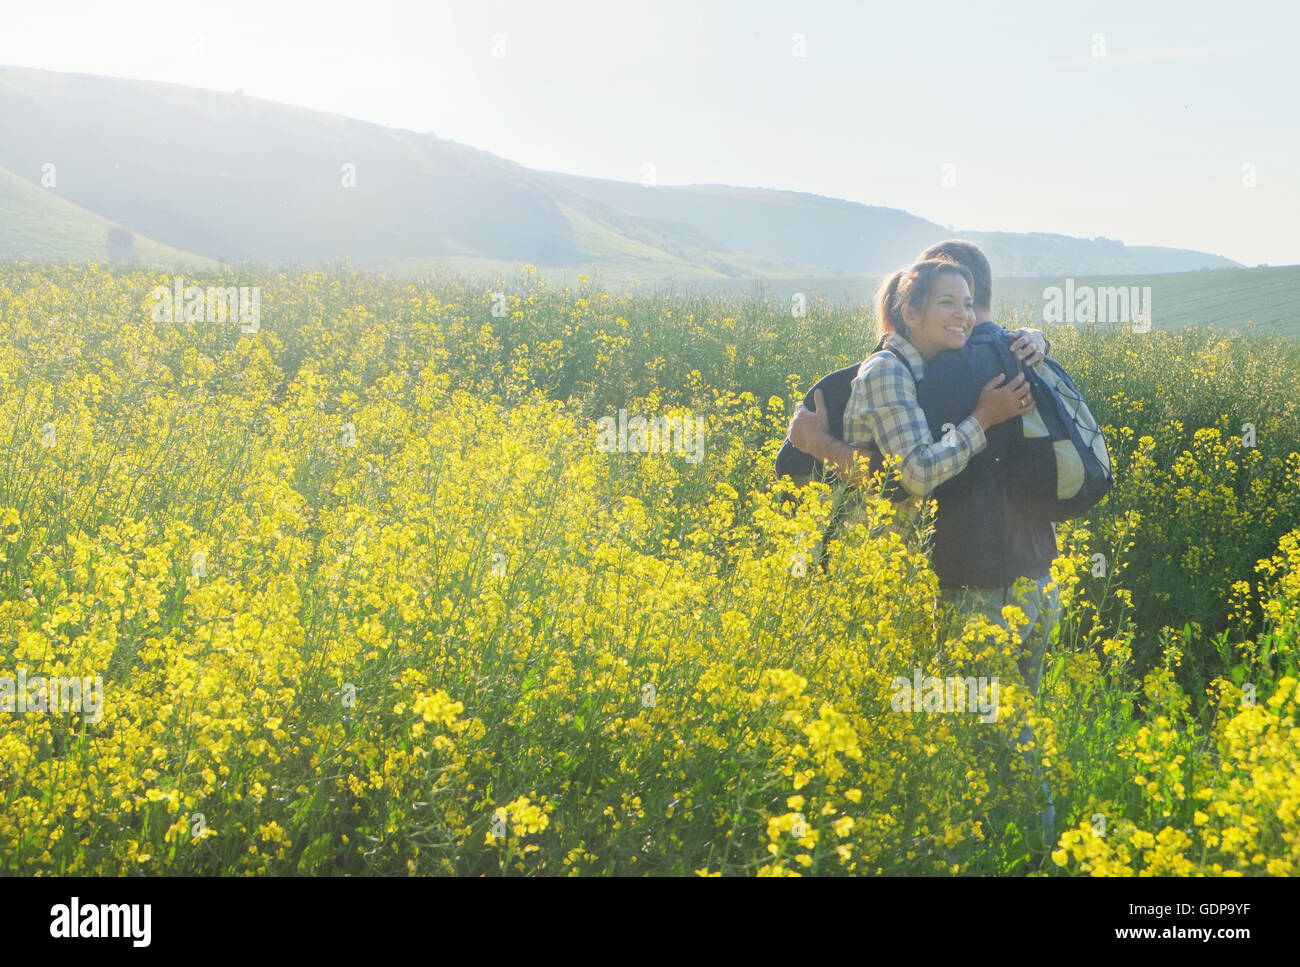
[902, 271, 975, 360]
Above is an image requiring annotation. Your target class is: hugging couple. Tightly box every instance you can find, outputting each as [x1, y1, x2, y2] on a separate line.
[781, 239, 1060, 847]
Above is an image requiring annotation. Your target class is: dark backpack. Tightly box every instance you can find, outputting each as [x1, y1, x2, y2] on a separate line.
[775, 338, 916, 485]
[774, 339, 917, 570]
[983, 336, 1114, 521]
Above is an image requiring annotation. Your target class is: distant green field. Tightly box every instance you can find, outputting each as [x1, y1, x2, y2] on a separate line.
[632, 264, 1300, 339]
[993, 266, 1299, 337]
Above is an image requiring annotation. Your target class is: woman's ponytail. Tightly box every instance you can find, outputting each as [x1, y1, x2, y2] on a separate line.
[874, 271, 906, 341]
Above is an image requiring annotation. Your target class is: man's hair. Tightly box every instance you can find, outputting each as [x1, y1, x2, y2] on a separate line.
[918, 239, 991, 312]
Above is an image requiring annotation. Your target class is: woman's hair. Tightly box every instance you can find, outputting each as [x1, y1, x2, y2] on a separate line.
[874, 258, 975, 341]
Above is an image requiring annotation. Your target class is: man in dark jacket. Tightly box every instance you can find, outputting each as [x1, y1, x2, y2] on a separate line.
[912, 240, 1059, 699]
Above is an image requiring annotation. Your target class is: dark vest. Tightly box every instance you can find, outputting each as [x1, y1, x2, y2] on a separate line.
[915, 322, 1058, 590]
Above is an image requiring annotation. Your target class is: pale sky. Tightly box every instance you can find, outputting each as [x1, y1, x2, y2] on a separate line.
[3, 0, 1297, 265]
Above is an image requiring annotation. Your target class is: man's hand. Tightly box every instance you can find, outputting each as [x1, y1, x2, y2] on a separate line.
[788, 388, 877, 486]
[788, 388, 831, 453]
[1008, 328, 1049, 368]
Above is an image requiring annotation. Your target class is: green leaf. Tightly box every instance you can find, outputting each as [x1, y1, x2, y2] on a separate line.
[297, 832, 333, 873]
[996, 820, 1031, 874]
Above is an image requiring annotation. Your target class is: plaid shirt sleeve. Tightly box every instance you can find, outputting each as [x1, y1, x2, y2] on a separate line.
[842, 351, 987, 498]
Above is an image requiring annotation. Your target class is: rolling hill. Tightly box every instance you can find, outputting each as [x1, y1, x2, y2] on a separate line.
[0, 66, 1247, 283]
[0, 164, 217, 268]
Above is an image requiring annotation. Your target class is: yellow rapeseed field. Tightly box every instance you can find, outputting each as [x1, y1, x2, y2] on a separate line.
[0, 263, 1296, 875]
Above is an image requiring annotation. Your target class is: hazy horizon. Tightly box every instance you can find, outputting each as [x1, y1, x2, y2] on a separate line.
[3, 0, 1297, 266]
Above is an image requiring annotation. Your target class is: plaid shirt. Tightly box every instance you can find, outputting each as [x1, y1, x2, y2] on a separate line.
[842, 331, 987, 499]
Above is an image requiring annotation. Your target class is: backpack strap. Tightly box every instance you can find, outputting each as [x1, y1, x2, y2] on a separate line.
[868, 335, 918, 384]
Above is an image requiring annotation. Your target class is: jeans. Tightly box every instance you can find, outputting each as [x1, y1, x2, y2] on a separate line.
[940, 573, 1061, 847]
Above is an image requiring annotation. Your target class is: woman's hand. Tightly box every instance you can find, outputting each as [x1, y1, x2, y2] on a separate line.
[788, 388, 832, 453]
[972, 372, 1035, 430]
[1008, 328, 1048, 368]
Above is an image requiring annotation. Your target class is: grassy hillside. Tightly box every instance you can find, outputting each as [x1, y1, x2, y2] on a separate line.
[0, 67, 580, 267]
[0, 67, 1245, 280]
[0, 166, 217, 269]
[961, 231, 1240, 276]
[545, 173, 951, 273]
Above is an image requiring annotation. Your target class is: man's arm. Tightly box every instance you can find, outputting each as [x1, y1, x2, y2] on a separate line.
[787, 391, 877, 487]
